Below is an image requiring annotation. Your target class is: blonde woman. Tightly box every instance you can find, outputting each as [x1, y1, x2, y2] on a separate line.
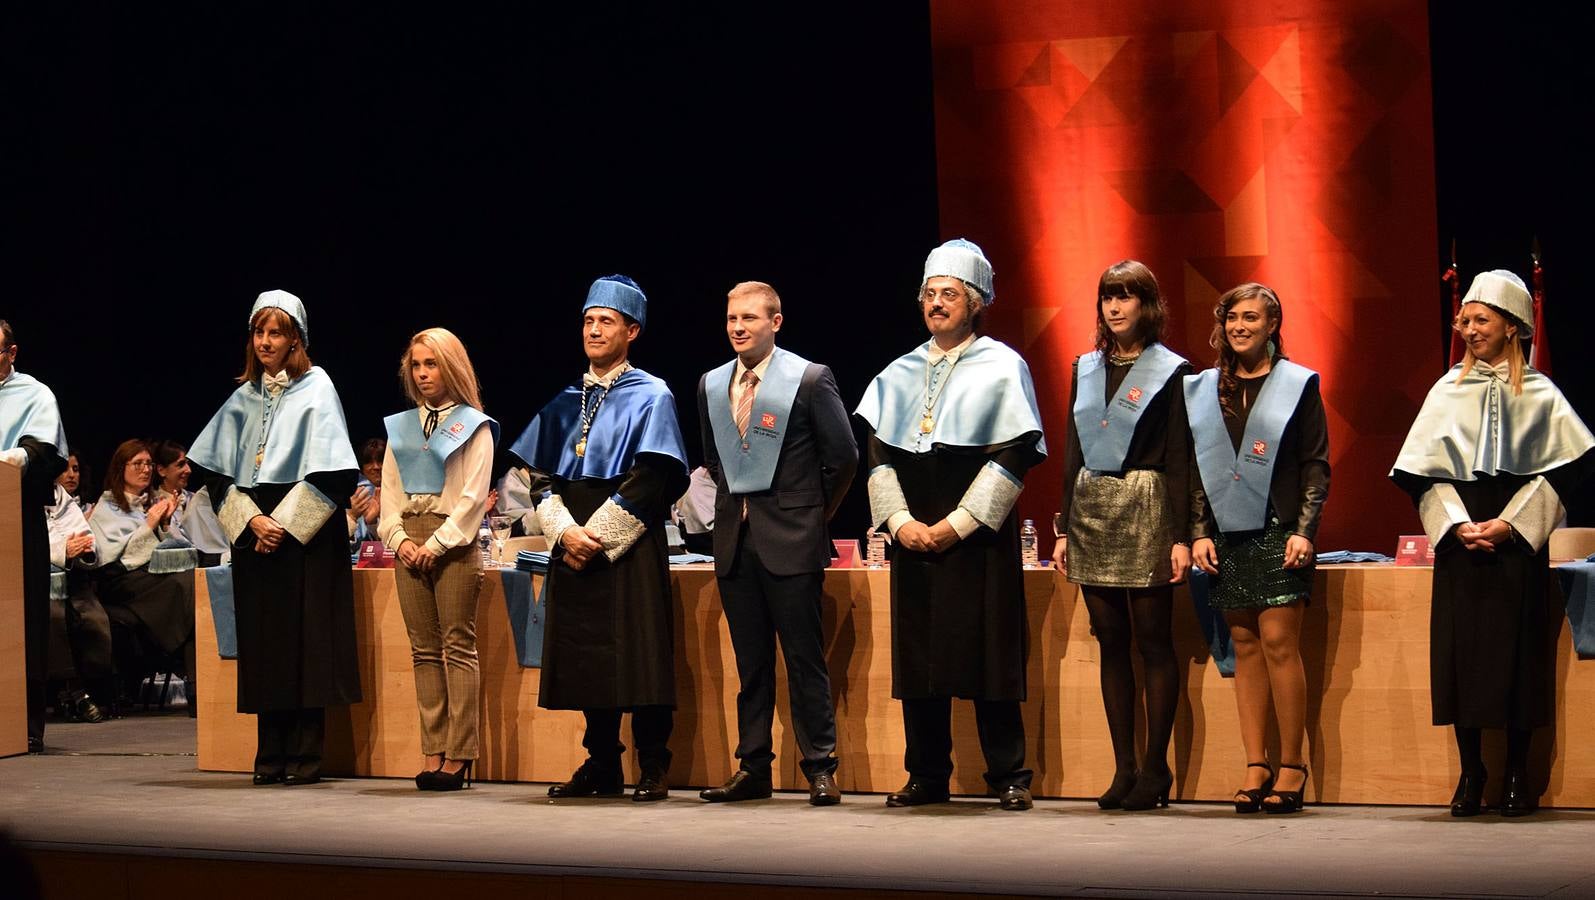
[379, 328, 498, 791]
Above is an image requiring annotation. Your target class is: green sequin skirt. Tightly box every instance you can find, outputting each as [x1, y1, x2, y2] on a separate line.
[1206, 518, 1313, 609]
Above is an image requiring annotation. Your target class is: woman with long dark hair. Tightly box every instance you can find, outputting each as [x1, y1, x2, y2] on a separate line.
[1186, 282, 1329, 814]
[1053, 260, 1191, 810]
[1392, 270, 1594, 816]
[188, 290, 362, 785]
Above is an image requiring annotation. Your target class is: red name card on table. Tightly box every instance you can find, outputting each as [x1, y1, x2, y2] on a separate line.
[1394, 535, 1434, 566]
[356, 541, 396, 568]
[830, 539, 860, 568]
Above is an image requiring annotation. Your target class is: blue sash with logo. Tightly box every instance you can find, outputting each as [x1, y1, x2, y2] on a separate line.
[1073, 343, 1186, 472]
[1184, 360, 1316, 533]
[385, 406, 499, 495]
[705, 348, 807, 494]
[0, 371, 69, 459]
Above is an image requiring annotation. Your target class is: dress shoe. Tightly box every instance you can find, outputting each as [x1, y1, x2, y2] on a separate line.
[885, 779, 949, 807]
[547, 762, 625, 798]
[431, 760, 474, 792]
[1120, 769, 1173, 810]
[282, 773, 321, 786]
[1450, 769, 1486, 817]
[72, 691, 108, 724]
[633, 769, 669, 802]
[1500, 770, 1536, 818]
[415, 768, 440, 790]
[809, 772, 842, 807]
[1097, 769, 1138, 810]
[27, 736, 43, 754]
[252, 773, 284, 786]
[997, 785, 1033, 811]
[700, 769, 772, 802]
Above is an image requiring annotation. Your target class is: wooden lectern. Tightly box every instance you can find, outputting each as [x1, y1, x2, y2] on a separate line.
[0, 461, 29, 756]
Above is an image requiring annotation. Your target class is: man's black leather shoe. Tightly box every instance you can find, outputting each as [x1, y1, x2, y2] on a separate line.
[700, 769, 772, 802]
[252, 773, 284, 786]
[998, 785, 1033, 811]
[885, 779, 949, 807]
[548, 762, 625, 798]
[282, 773, 321, 786]
[633, 770, 669, 802]
[809, 772, 842, 806]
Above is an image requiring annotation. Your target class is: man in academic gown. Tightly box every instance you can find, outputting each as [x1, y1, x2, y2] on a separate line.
[855, 240, 1047, 810]
[0, 320, 71, 751]
[695, 281, 857, 805]
[510, 275, 689, 802]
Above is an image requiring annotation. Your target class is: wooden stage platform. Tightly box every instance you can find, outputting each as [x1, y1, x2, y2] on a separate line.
[194, 562, 1595, 808]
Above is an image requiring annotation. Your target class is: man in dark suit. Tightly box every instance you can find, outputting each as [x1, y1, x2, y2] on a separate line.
[696, 281, 857, 805]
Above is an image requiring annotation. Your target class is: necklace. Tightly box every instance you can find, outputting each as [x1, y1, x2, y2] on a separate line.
[920, 348, 963, 434]
[575, 383, 610, 458]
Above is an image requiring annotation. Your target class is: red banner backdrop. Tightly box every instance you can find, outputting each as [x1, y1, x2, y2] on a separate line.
[930, 0, 1440, 552]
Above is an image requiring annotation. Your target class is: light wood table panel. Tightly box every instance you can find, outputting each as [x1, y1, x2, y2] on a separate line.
[196, 563, 1595, 807]
[0, 463, 28, 757]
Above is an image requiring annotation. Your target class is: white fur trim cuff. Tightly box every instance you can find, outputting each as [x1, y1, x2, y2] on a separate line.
[588, 498, 647, 562]
[958, 461, 1024, 531]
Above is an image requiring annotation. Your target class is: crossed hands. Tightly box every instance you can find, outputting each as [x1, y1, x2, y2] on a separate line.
[397, 539, 438, 573]
[560, 526, 605, 571]
[895, 519, 959, 554]
[249, 514, 286, 555]
[1455, 518, 1513, 553]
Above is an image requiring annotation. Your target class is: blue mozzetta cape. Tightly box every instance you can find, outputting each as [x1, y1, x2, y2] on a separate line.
[188, 366, 358, 486]
[1184, 360, 1315, 533]
[703, 347, 808, 494]
[0, 371, 69, 458]
[384, 406, 499, 495]
[854, 336, 1046, 455]
[510, 367, 687, 481]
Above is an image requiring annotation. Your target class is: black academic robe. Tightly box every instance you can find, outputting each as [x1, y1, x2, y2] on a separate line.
[538, 455, 686, 710]
[194, 467, 362, 713]
[869, 434, 1041, 702]
[17, 437, 67, 688]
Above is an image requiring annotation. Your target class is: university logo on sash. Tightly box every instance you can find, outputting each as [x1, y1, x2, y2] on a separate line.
[1251, 439, 1267, 457]
[1126, 386, 1143, 404]
[760, 413, 777, 429]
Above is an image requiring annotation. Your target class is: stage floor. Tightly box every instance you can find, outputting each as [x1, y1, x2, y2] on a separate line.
[7, 719, 1595, 898]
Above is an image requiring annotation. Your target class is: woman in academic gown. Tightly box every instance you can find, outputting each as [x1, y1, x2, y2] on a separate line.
[1054, 261, 1192, 810]
[47, 449, 115, 721]
[86, 439, 197, 705]
[1188, 283, 1329, 815]
[188, 290, 362, 785]
[1391, 270, 1595, 817]
[378, 328, 497, 791]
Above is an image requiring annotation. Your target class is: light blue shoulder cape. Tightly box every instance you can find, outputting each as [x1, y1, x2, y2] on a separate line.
[0, 371, 69, 458]
[854, 336, 1046, 456]
[509, 367, 687, 481]
[188, 366, 358, 486]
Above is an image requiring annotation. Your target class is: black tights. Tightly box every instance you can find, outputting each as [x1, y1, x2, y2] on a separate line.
[1454, 725, 1532, 776]
[1084, 585, 1179, 776]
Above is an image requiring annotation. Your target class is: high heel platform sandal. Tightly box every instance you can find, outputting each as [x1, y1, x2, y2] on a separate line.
[1120, 769, 1174, 810]
[431, 759, 474, 792]
[1450, 769, 1486, 817]
[1262, 763, 1309, 814]
[1233, 762, 1275, 814]
[1097, 770, 1139, 810]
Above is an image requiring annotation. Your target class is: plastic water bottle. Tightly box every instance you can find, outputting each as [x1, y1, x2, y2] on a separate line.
[479, 520, 495, 566]
[866, 530, 888, 568]
[1020, 519, 1040, 568]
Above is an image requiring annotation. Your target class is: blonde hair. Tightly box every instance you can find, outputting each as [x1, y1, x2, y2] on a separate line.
[1453, 304, 1526, 395]
[400, 327, 484, 411]
[728, 281, 782, 317]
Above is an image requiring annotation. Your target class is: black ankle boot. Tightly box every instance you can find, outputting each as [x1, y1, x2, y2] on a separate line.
[1097, 769, 1138, 810]
[1500, 770, 1535, 818]
[1450, 769, 1486, 817]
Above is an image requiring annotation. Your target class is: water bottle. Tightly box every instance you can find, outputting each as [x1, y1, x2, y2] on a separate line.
[1020, 518, 1040, 568]
[479, 519, 495, 566]
[866, 530, 888, 568]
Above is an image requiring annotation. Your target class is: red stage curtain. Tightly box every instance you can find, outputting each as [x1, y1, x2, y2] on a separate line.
[931, 0, 1440, 552]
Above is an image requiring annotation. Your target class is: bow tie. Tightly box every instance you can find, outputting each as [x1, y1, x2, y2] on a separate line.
[262, 371, 292, 395]
[583, 365, 628, 389]
[928, 345, 961, 367]
[1478, 360, 1512, 380]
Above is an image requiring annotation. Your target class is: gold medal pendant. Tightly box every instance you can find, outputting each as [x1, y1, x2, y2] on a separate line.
[575, 438, 587, 458]
[920, 415, 934, 434]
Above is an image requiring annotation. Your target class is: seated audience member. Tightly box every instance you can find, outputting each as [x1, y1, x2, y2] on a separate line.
[676, 465, 716, 556]
[46, 450, 116, 721]
[495, 465, 546, 537]
[87, 439, 198, 711]
[349, 437, 385, 546]
[153, 438, 228, 563]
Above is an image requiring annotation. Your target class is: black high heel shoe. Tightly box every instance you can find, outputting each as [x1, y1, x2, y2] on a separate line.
[1097, 770, 1139, 810]
[1499, 770, 1535, 818]
[1120, 768, 1173, 810]
[431, 760, 474, 792]
[1450, 769, 1486, 817]
[1233, 762, 1275, 814]
[1263, 763, 1309, 814]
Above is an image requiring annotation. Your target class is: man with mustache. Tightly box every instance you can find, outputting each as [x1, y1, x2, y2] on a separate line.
[855, 240, 1047, 810]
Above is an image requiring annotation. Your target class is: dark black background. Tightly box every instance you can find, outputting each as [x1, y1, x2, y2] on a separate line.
[5, 3, 1591, 536]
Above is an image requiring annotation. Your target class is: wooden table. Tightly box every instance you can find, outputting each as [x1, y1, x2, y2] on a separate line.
[0, 463, 29, 757]
[195, 563, 1595, 806]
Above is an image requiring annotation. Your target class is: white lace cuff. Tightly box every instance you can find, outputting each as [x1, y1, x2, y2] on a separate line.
[958, 461, 1024, 531]
[587, 498, 648, 562]
[537, 493, 577, 549]
[218, 486, 264, 546]
[1501, 475, 1563, 553]
[868, 465, 909, 532]
[1418, 483, 1472, 547]
[270, 482, 338, 545]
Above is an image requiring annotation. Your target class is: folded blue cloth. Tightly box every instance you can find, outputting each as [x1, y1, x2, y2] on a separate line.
[204, 565, 238, 660]
[668, 552, 715, 565]
[1315, 550, 1395, 564]
[499, 568, 545, 667]
[1557, 560, 1595, 659]
[515, 549, 550, 573]
[1187, 569, 1235, 677]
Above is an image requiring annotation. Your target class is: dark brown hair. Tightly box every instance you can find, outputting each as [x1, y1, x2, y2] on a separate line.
[357, 438, 387, 468]
[1093, 260, 1167, 353]
[237, 307, 312, 384]
[103, 439, 152, 512]
[1209, 282, 1286, 419]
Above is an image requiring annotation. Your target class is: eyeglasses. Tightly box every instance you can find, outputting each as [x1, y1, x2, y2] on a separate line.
[128, 460, 154, 469]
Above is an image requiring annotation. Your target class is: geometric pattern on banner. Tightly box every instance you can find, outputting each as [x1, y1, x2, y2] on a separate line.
[931, 1, 1439, 551]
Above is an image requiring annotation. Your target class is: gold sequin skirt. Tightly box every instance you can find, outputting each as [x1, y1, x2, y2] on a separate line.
[1065, 468, 1173, 588]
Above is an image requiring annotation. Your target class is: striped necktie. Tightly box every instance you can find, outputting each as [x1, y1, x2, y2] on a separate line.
[736, 370, 759, 437]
